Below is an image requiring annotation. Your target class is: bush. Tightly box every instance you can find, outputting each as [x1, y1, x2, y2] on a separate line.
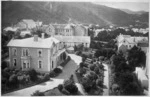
[94, 67, 99, 74]
[89, 64, 96, 71]
[61, 88, 70, 95]
[53, 68, 62, 74]
[1, 61, 8, 70]
[58, 84, 63, 91]
[49, 71, 56, 77]
[43, 73, 50, 81]
[26, 69, 37, 82]
[9, 74, 19, 88]
[96, 78, 103, 87]
[31, 90, 45, 96]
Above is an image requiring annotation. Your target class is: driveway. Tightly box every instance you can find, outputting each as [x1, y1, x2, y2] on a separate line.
[103, 63, 109, 95]
[3, 54, 83, 96]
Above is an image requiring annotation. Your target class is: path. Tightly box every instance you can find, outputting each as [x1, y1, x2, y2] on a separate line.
[3, 54, 84, 96]
[103, 63, 109, 96]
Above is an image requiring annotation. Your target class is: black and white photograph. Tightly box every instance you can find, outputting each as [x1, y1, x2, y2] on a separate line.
[1, 0, 149, 96]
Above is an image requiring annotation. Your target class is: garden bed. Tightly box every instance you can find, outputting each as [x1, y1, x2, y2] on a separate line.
[2, 68, 50, 94]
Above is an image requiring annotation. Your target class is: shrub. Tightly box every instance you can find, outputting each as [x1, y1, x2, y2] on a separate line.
[9, 74, 19, 88]
[26, 69, 37, 82]
[49, 71, 56, 77]
[1, 61, 8, 70]
[96, 78, 103, 87]
[58, 84, 63, 91]
[53, 68, 62, 74]
[67, 84, 78, 94]
[61, 88, 70, 95]
[31, 90, 45, 96]
[94, 67, 99, 74]
[89, 64, 96, 71]
[43, 73, 50, 81]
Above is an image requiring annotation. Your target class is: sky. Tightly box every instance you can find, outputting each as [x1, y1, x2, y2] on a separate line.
[93, 2, 149, 12]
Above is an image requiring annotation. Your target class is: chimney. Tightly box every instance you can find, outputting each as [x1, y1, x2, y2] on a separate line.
[34, 35, 38, 42]
[42, 33, 45, 39]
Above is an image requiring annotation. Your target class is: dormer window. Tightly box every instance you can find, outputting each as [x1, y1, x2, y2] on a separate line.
[38, 49, 42, 57]
[12, 48, 17, 56]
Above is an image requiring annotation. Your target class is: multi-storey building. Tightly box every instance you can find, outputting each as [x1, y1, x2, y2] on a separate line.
[116, 33, 148, 53]
[44, 23, 88, 36]
[7, 33, 67, 72]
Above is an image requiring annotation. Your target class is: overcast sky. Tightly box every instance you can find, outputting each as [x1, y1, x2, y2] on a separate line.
[94, 2, 149, 11]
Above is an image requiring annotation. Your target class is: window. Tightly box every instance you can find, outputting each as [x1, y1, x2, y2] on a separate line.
[23, 62, 26, 68]
[22, 48, 29, 56]
[37, 49, 42, 57]
[38, 60, 42, 69]
[12, 48, 17, 56]
[22, 60, 30, 69]
[13, 59, 17, 66]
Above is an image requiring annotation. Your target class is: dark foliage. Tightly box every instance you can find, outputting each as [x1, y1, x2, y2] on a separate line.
[58, 84, 63, 91]
[53, 68, 62, 74]
[31, 90, 45, 96]
[26, 69, 37, 82]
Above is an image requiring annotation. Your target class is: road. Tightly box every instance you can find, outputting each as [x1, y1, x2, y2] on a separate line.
[103, 63, 109, 96]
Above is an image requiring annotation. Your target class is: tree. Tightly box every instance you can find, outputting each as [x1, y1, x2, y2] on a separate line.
[9, 74, 19, 88]
[123, 82, 141, 95]
[89, 64, 96, 71]
[96, 78, 103, 87]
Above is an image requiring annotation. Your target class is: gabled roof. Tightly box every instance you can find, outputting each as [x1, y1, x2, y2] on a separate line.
[4, 27, 18, 32]
[7, 36, 60, 48]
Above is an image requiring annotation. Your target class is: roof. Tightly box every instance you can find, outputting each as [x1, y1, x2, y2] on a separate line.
[7, 36, 60, 48]
[4, 27, 18, 32]
[54, 36, 91, 43]
[21, 19, 37, 28]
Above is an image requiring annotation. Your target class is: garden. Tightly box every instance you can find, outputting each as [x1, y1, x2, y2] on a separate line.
[75, 56, 106, 95]
[2, 68, 50, 94]
[109, 48, 145, 95]
[32, 75, 81, 96]
[1, 56, 71, 95]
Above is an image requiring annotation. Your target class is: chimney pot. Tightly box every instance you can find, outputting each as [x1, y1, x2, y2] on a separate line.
[42, 33, 45, 39]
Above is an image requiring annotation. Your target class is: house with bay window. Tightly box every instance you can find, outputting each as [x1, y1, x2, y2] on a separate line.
[7, 33, 67, 72]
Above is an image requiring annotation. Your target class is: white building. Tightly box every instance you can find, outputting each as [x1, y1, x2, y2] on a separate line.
[116, 33, 148, 53]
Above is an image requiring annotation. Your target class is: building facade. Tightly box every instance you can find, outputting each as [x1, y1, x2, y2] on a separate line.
[7, 34, 67, 72]
[116, 33, 148, 53]
[44, 23, 88, 36]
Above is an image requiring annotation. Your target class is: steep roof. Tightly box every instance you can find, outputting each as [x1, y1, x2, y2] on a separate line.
[7, 36, 60, 48]
[54, 36, 91, 43]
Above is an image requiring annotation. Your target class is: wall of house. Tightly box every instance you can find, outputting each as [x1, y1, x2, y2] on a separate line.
[74, 26, 86, 36]
[9, 47, 50, 73]
[45, 25, 55, 36]
[16, 22, 27, 30]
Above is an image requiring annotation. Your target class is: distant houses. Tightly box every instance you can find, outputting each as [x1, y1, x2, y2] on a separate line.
[116, 33, 148, 53]
[54, 36, 91, 48]
[7, 34, 67, 72]
[43, 23, 88, 36]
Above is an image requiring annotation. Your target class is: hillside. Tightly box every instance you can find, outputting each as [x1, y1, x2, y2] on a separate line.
[120, 9, 147, 15]
[2, 1, 149, 28]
